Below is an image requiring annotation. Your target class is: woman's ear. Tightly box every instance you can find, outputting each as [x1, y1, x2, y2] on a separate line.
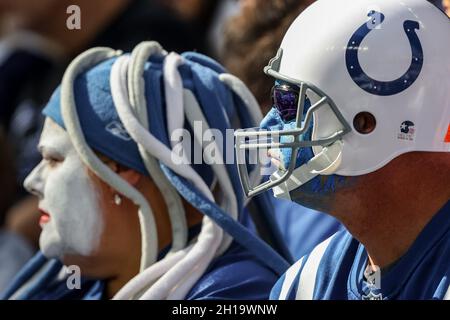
[96, 153, 142, 187]
[117, 168, 141, 187]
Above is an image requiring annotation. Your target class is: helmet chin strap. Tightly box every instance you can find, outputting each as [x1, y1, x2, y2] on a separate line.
[271, 140, 343, 200]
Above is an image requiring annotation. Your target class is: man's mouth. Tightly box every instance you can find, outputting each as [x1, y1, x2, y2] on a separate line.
[38, 208, 51, 226]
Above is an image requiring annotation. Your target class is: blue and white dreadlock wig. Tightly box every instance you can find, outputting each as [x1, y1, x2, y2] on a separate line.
[43, 42, 290, 299]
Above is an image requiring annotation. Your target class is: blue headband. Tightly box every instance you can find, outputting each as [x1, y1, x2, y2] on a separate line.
[43, 53, 237, 188]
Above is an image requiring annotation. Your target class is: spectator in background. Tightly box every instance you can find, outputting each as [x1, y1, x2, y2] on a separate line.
[0, 0, 214, 292]
[158, 0, 240, 58]
[0, 0, 206, 130]
[158, 0, 221, 29]
[0, 129, 16, 234]
[222, 0, 314, 114]
[221, 0, 343, 259]
[1, 0, 208, 187]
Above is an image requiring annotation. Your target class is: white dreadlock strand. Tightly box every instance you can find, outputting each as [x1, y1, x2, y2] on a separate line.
[60, 47, 158, 271]
[218, 73, 263, 124]
[110, 54, 222, 300]
[112, 46, 242, 299]
[113, 245, 192, 299]
[110, 56, 213, 201]
[139, 52, 236, 299]
[125, 44, 222, 299]
[127, 42, 188, 253]
[182, 88, 238, 255]
[219, 73, 266, 206]
[140, 218, 222, 299]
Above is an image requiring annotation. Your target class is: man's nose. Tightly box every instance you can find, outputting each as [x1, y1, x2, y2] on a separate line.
[24, 162, 45, 198]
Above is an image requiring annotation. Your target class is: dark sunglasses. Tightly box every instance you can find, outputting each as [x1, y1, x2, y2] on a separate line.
[271, 83, 300, 122]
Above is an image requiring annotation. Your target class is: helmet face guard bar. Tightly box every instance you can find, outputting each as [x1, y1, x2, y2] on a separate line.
[235, 48, 352, 198]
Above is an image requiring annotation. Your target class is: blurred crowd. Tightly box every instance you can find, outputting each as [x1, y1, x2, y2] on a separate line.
[0, 0, 448, 293]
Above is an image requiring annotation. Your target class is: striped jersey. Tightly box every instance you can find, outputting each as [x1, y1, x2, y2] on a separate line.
[271, 201, 450, 300]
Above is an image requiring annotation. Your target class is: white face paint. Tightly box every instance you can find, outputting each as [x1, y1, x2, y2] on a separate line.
[24, 118, 103, 258]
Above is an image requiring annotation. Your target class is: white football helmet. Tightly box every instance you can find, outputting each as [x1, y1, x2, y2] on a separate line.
[235, 0, 450, 199]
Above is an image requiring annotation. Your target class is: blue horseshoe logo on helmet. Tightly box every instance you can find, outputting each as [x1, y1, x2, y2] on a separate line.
[345, 10, 424, 96]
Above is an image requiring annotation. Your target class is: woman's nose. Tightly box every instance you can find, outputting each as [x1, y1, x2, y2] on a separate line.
[24, 162, 45, 198]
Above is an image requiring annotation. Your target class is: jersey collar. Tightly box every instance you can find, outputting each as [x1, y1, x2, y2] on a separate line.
[349, 201, 450, 299]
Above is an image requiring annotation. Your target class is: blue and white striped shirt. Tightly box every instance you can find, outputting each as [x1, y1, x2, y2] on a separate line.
[271, 201, 450, 300]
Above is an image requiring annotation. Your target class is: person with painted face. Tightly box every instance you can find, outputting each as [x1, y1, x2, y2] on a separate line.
[0, 0, 222, 294]
[1, 41, 292, 300]
[235, 0, 450, 300]
[222, 0, 343, 261]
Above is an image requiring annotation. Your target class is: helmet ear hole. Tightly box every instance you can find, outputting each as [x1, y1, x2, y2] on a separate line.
[353, 112, 376, 134]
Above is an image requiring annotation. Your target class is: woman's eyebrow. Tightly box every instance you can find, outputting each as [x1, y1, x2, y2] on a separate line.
[37, 144, 64, 157]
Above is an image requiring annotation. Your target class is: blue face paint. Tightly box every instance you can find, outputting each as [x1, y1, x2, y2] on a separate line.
[261, 81, 351, 208]
[261, 81, 315, 172]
